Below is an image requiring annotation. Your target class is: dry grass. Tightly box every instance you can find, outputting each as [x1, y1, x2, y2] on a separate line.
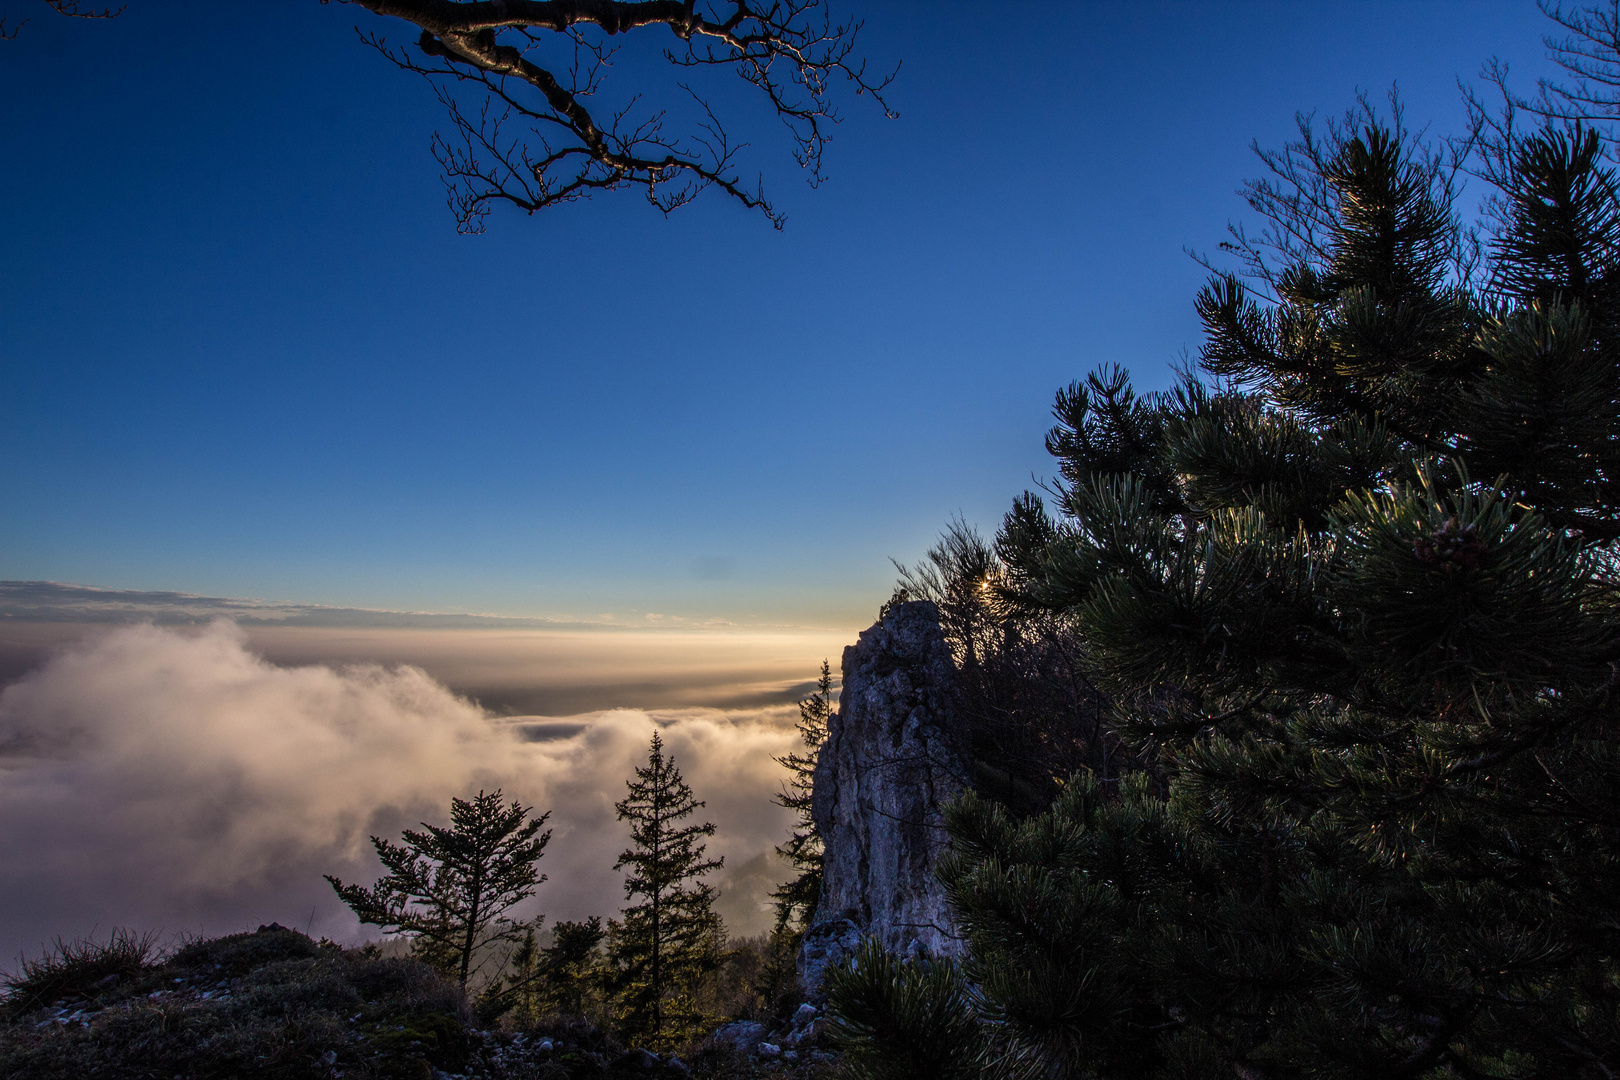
[2, 928, 161, 1016]
[0, 926, 466, 1079]
[0, 926, 839, 1080]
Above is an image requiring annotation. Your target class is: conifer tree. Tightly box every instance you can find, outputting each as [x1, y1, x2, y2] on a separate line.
[770, 659, 833, 933]
[824, 940, 982, 1080]
[609, 732, 725, 1048]
[832, 82, 1620, 1080]
[541, 917, 607, 1017]
[950, 110, 1620, 1076]
[326, 790, 551, 989]
[491, 921, 545, 1026]
[479, 915, 607, 1026]
[754, 662, 836, 1011]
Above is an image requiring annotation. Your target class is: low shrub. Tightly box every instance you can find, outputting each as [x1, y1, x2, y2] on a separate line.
[167, 923, 325, 978]
[1, 924, 839, 1080]
[0, 925, 469, 1080]
[1, 928, 160, 1014]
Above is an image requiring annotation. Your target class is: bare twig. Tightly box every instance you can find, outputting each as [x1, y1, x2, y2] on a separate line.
[1198, 90, 1479, 299]
[1, 0, 122, 41]
[41, 0, 123, 15]
[342, 0, 897, 231]
[1537, 1, 1620, 124]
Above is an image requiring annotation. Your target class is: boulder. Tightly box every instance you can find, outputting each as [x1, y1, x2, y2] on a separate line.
[798, 601, 970, 996]
[796, 917, 863, 997]
[709, 1020, 767, 1052]
[782, 1001, 824, 1047]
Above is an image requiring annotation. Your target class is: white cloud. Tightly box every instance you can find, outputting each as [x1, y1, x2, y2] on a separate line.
[0, 622, 804, 963]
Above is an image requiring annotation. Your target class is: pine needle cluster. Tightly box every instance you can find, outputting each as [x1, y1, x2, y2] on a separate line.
[833, 28, 1620, 1080]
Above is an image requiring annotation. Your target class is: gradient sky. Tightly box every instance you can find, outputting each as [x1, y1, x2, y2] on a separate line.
[0, 1, 1562, 628]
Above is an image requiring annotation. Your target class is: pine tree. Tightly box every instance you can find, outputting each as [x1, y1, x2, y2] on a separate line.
[609, 732, 725, 1048]
[832, 90, 1620, 1079]
[823, 940, 982, 1080]
[541, 917, 607, 1017]
[326, 790, 551, 989]
[752, 662, 836, 1012]
[954, 110, 1619, 1076]
[492, 921, 545, 1026]
[770, 659, 833, 933]
[478, 915, 607, 1026]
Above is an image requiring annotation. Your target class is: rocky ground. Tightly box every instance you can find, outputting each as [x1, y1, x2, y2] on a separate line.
[0, 926, 840, 1080]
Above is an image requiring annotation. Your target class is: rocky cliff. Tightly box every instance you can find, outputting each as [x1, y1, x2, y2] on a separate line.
[797, 600, 971, 995]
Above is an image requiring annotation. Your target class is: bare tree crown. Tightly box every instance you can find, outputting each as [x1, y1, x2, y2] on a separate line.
[343, 0, 897, 231]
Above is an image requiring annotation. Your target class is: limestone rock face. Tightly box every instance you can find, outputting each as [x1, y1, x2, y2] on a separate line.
[798, 601, 969, 995]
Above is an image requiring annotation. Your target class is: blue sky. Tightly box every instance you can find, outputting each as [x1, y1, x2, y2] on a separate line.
[0, 1, 1560, 628]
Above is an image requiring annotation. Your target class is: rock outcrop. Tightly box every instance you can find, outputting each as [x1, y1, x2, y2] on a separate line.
[797, 600, 970, 995]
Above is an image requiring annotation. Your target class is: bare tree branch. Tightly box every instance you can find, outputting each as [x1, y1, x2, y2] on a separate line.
[1, 0, 122, 41]
[339, 0, 897, 231]
[41, 0, 122, 15]
[1537, 0, 1620, 123]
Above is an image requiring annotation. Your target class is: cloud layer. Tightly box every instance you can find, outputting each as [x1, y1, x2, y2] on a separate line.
[0, 622, 809, 963]
[0, 580, 593, 629]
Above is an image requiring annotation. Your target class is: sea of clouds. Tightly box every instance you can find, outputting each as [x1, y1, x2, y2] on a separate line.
[0, 620, 839, 964]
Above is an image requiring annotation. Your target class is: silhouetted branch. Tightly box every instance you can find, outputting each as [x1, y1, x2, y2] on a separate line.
[1200, 90, 1479, 299]
[1538, 0, 1620, 120]
[1, 0, 122, 40]
[42, 0, 122, 15]
[344, 0, 896, 231]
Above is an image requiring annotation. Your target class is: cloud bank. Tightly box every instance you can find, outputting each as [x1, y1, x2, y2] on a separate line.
[0, 582, 854, 715]
[0, 622, 807, 964]
[0, 580, 594, 629]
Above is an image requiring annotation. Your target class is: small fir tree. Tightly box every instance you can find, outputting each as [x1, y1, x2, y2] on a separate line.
[609, 732, 725, 1048]
[754, 662, 835, 1013]
[750, 664, 835, 1012]
[540, 917, 607, 1017]
[770, 659, 833, 932]
[479, 915, 606, 1026]
[326, 789, 551, 989]
[492, 920, 545, 1026]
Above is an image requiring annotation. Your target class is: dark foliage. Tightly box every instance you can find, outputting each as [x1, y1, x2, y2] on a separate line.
[960, 117, 1620, 1078]
[890, 518, 1126, 818]
[488, 915, 612, 1027]
[832, 9, 1620, 1077]
[610, 732, 725, 1049]
[0, 926, 468, 1080]
[168, 924, 325, 978]
[822, 940, 980, 1080]
[749, 923, 807, 1027]
[327, 788, 553, 988]
[542, 917, 609, 1018]
[770, 660, 833, 937]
